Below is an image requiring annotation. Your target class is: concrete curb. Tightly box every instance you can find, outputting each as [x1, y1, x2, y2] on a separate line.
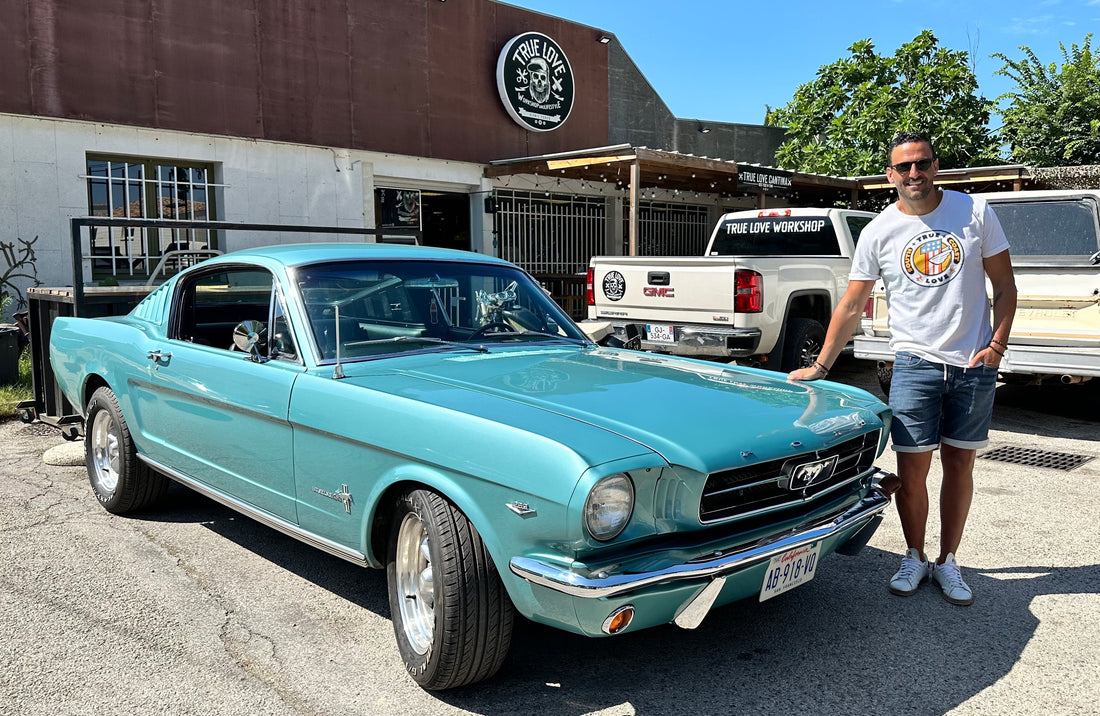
[43, 441, 85, 467]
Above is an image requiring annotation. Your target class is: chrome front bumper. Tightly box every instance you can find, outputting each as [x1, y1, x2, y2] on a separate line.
[510, 479, 893, 602]
[607, 322, 762, 357]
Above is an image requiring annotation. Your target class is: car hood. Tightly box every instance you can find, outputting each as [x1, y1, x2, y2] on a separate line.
[350, 346, 887, 474]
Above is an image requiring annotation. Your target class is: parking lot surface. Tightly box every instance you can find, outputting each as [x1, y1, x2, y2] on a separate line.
[2, 358, 1097, 716]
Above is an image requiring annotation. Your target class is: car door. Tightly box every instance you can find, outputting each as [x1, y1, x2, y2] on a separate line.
[132, 264, 304, 521]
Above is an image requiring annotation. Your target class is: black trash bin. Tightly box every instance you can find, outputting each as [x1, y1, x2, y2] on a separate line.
[0, 325, 22, 386]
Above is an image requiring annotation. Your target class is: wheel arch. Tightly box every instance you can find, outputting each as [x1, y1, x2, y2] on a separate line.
[363, 467, 557, 583]
[82, 373, 112, 413]
[768, 289, 832, 364]
[784, 289, 833, 327]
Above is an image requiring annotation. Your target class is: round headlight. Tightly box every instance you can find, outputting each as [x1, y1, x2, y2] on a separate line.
[584, 474, 634, 541]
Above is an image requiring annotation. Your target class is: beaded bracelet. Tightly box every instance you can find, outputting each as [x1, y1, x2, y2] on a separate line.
[813, 361, 830, 376]
[990, 339, 1007, 349]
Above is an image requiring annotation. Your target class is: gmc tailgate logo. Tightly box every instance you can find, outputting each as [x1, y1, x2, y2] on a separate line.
[643, 287, 675, 297]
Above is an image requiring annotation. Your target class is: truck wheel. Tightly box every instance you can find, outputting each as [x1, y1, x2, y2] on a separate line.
[387, 489, 514, 690]
[85, 387, 168, 514]
[780, 318, 826, 372]
[876, 362, 893, 397]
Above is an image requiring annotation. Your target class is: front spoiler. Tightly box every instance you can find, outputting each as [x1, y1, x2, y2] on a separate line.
[510, 475, 893, 601]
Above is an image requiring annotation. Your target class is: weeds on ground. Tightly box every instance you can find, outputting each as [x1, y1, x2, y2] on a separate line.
[0, 348, 33, 419]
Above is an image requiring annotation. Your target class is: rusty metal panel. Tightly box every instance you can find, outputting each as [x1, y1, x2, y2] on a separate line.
[4, 0, 610, 163]
[0, 0, 32, 113]
[35, 0, 158, 125]
[153, 1, 265, 139]
[350, 0, 431, 156]
[258, 0, 354, 147]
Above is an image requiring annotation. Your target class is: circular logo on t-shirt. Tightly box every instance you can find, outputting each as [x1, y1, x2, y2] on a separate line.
[496, 32, 575, 132]
[901, 230, 964, 286]
[602, 271, 626, 301]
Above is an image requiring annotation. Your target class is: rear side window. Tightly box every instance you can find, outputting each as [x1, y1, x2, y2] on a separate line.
[846, 215, 874, 246]
[990, 198, 1100, 257]
[710, 216, 839, 256]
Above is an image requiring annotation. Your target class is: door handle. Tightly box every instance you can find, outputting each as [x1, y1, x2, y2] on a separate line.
[146, 350, 172, 362]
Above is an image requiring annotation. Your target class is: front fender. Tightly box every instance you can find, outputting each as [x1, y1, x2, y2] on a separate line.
[359, 460, 573, 574]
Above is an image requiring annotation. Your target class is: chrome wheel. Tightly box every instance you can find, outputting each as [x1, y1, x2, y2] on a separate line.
[394, 511, 435, 655]
[89, 408, 121, 495]
[387, 489, 515, 689]
[83, 386, 167, 514]
[797, 334, 824, 369]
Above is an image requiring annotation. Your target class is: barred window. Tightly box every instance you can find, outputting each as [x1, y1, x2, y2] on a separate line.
[493, 190, 608, 320]
[624, 201, 711, 256]
[494, 190, 607, 274]
[85, 156, 223, 280]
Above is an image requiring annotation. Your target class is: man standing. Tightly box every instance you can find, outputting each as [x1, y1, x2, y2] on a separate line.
[789, 131, 1017, 606]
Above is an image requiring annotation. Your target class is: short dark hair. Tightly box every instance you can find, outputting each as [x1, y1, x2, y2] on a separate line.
[886, 131, 935, 167]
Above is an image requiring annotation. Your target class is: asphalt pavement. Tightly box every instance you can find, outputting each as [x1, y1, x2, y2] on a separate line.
[1, 358, 1097, 716]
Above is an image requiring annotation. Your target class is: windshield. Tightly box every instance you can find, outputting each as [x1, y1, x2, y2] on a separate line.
[294, 259, 588, 361]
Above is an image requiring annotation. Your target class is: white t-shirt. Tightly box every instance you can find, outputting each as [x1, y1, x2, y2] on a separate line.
[850, 190, 1010, 367]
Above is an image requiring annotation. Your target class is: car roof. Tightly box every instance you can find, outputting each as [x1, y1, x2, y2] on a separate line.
[221, 242, 512, 268]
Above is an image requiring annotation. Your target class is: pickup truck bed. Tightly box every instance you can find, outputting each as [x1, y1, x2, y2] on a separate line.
[584, 208, 876, 371]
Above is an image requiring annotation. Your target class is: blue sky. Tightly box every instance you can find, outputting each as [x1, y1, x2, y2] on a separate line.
[503, 0, 1100, 128]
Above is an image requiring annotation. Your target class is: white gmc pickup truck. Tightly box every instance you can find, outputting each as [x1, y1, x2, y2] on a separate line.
[857, 189, 1100, 393]
[583, 207, 876, 371]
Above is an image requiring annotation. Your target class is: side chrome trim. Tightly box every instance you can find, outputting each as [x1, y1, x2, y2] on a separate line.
[510, 476, 893, 599]
[138, 454, 370, 568]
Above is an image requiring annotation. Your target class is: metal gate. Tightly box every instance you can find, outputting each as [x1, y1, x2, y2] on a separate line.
[625, 201, 711, 256]
[494, 189, 607, 274]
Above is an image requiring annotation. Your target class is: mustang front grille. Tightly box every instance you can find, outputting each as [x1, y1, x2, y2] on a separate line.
[699, 430, 880, 524]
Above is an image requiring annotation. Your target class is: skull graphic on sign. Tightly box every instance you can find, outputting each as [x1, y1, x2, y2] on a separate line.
[527, 57, 551, 104]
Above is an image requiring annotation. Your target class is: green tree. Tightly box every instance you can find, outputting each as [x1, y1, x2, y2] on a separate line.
[765, 31, 1000, 176]
[994, 34, 1100, 166]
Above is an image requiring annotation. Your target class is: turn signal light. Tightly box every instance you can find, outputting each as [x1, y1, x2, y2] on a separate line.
[602, 605, 635, 635]
[586, 267, 595, 305]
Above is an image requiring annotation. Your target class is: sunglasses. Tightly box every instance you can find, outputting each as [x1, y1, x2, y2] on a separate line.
[888, 158, 935, 173]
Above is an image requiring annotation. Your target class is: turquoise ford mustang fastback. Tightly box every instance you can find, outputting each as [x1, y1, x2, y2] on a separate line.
[49, 243, 895, 690]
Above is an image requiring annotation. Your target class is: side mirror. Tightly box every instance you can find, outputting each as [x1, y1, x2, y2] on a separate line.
[233, 320, 268, 362]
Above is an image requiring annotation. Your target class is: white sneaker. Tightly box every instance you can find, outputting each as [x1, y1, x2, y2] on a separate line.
[931, 553, 974, 606]
[889, 547, 930, 596]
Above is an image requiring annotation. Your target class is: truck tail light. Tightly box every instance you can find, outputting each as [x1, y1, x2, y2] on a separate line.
[862, 296, 874, 318]
[734, 269, 762, 313]
[586, 267, 595, 306]
[757, 209, 792, 217]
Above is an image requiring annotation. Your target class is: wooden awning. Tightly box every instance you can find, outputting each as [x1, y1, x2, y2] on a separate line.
[856, 164, 1037, 204]
[487, 145, 858, 254]
[488, 145, 746, 194]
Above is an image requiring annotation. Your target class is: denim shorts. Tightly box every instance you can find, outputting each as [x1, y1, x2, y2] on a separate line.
[888, 352, 998, 452]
